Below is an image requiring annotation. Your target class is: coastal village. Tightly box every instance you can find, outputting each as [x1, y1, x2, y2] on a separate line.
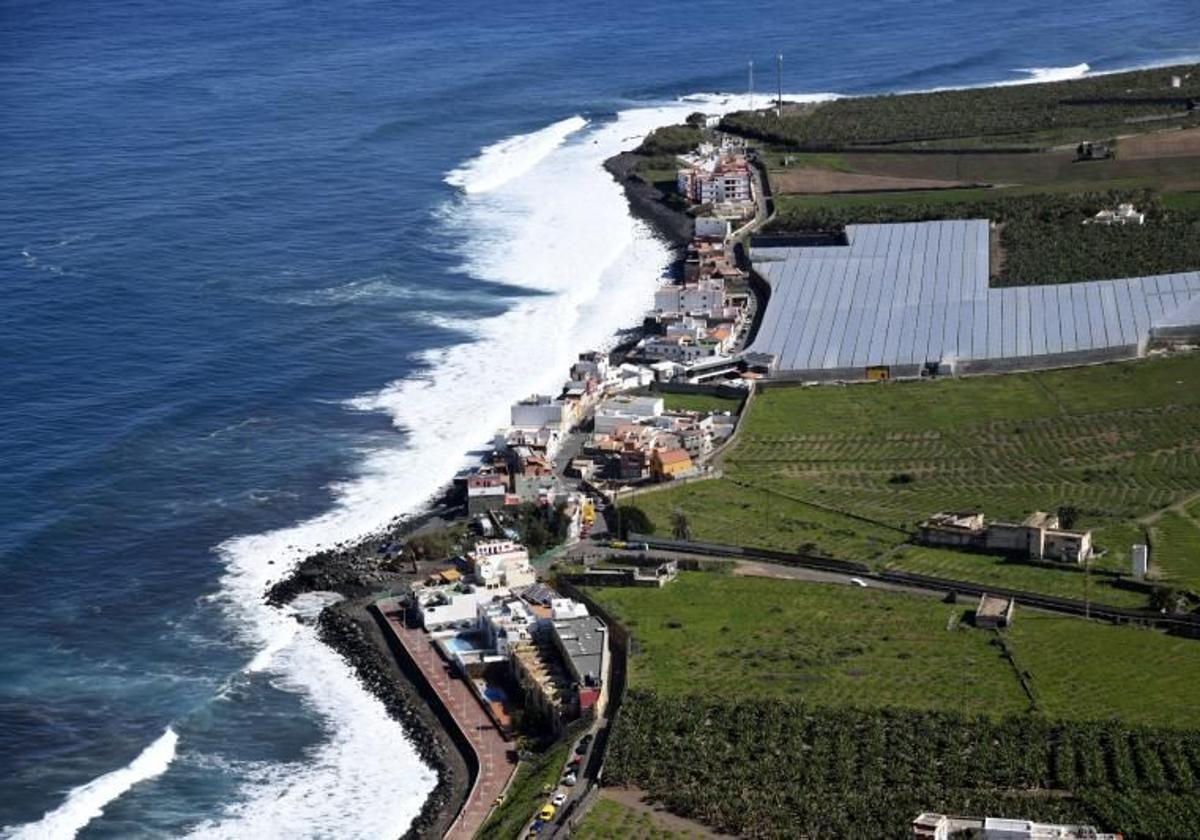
[277, 64, 1200, 840]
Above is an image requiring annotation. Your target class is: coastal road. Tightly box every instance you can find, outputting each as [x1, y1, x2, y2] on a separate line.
[375, 599, 517, 840]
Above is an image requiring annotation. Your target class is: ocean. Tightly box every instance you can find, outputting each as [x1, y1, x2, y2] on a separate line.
[1, 1, 1195, 836]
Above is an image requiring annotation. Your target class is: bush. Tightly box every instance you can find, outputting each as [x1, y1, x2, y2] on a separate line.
[721, 64, 1200, 148]
[636, 123, 702, 156]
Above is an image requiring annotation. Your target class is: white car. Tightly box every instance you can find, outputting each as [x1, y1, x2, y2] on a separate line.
[849, 577, 868, 588]
[551, 792, 567, 807]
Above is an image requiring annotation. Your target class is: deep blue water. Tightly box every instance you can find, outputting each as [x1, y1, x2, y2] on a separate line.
[1, 1, 1196, 836]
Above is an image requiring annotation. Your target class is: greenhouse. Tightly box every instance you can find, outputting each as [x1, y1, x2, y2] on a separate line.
[746, 220, 1200, 379]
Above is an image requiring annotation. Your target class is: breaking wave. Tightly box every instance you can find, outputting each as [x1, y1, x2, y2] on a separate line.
[444, 115, 588, 194]
[6, 728, 179, 840]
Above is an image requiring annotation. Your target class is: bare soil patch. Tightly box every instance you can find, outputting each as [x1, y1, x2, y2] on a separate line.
[770, 167, 968, 194]
[598, 787, 726, 837]
[1119, 127, 1200, 160]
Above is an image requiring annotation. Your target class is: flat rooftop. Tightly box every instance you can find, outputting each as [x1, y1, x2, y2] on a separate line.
[552, 616, 606, 684]
[748, 220, 1200, 377]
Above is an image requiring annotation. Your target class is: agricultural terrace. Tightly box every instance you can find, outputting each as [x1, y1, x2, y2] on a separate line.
[593, 574, 1200, 838]
[587, 573, 1200, 727]
[605, 690, 1200, 840]
[721, 64, 1200, 149]
[621, 353, 1200, 607]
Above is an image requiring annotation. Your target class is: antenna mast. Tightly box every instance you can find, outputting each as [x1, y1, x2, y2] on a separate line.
[776, 52, 783, 117]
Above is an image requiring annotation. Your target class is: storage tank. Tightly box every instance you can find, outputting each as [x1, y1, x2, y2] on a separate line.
[1132, 544, 1149, 580]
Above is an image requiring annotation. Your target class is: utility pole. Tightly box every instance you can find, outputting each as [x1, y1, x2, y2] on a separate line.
[776, 53, 784, 117]
[748, 60, 755, 109]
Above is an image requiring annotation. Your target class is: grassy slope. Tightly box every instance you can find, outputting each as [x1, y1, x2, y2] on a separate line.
[625, 354, 1200, 605]
[476, 739, 571, 840]
[590, 573, 1200, 729]
[1008, 612, 1200, 727]
[574, 797, 700, 840]
[593, 573, 1029, 716]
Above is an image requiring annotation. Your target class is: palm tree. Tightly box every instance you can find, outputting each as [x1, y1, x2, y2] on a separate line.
[671, 507, 692, 541]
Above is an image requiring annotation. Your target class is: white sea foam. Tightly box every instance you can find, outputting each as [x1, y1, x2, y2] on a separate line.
[5, 728, 179, 840]
[1007, 62, 1090, 84]
[444, 114, 588, 194]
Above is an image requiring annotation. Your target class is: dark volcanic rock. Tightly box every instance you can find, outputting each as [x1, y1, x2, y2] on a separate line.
[318, 603, 467, 840]
[604, 151, 693, 248]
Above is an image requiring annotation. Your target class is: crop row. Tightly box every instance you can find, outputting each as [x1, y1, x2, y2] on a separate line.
[606, 691, 1200, 838]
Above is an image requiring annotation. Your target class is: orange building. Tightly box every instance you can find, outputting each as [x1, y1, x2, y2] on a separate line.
[650, 447, 693, 481]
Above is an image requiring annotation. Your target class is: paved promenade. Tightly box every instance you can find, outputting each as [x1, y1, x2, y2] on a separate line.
[376, 598, 517, 840]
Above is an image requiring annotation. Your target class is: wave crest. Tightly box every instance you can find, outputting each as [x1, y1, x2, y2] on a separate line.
[5, 728, 178, 840]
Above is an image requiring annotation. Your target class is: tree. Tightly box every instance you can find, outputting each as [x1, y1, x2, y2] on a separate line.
[1057, 504, 1080, 530]
[671, 507, 693, 541]
[616, 505, 655, 540]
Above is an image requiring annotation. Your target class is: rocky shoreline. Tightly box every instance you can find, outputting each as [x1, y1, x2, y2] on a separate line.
[318, 599, 469, 840]
[603, 151, 694, 249]
[261, 146, 696, 839]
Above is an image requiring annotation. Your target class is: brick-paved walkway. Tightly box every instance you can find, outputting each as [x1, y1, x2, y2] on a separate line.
[376, 598, 517, 840]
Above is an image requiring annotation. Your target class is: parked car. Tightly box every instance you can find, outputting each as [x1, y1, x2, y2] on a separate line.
[539, 804, 557, 822]
[552, 792, 567, 807]
[528, 818, 544, 836]
[563, 772, 578, 787]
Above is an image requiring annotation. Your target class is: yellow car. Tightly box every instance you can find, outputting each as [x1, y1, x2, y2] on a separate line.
[539, 803, 557, 822]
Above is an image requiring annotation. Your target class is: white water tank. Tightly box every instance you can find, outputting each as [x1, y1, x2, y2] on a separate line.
[1132, 544, 1149, 580]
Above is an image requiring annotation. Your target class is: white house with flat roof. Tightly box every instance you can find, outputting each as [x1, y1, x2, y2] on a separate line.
[470, 539, 537, 589]
[594, 395, 664, 433]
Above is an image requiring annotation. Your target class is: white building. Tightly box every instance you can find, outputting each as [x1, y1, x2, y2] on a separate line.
[511, 394, 571, 429]
[418, 587, 508, 632]
[478, 596, 537, 654]
[496, 425, 564, 461]
[982, 817, 1119, 840]
[470, 540, 537, 589]
[570, 352, 610, 384]
[677, 155, 753, 204]
[594, 395, 664, 433]
[654, 278, 727, 317]
[551, 597, 590, 620]
[612, 363, 654, 391]
[1086, 203, 1145, 226]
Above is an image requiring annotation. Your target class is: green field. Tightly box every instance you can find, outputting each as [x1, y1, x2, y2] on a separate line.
[589, 572, 1200, 727]
[591, 573, 1029, 715]
[1148, 508, 1200, 593]
[1007, 612, 1200, 727]
[623, 354, 1200, 606]
[597, 574, 1200, 837]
